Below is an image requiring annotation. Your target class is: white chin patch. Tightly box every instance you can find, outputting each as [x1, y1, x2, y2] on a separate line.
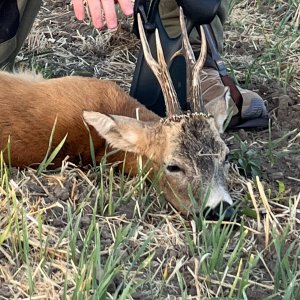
[205, 185, 233, 209]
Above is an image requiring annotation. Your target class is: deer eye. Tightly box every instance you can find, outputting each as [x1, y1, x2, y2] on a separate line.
[166, 164, 183, 173]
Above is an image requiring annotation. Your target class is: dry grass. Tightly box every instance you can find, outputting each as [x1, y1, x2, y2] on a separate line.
[1, 160, 299, 298]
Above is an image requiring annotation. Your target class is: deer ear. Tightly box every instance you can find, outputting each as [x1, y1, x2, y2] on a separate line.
[83, 111, 151, 154]
[205, 87, 237, 133]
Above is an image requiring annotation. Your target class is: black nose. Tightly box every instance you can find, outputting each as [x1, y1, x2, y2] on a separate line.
[204, 201, 235, 221]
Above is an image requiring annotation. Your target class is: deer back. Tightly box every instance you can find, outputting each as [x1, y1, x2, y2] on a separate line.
[0, 71, 159, 167]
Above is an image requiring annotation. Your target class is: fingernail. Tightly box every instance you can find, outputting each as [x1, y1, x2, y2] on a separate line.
[93, 19, 103, 29]
[107, 27, 118, 33]
[125, 9, 133, 16]
[74, 11, 85, 21]
[106, 20, 118, 30]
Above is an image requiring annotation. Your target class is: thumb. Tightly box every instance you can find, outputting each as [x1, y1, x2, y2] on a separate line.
[72, 0, 85, 20]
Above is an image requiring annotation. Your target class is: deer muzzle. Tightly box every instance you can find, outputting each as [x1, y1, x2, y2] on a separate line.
[204, 184, 234, 220]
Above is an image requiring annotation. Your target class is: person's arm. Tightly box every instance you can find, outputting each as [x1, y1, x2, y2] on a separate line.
[72, 0, 133, 29]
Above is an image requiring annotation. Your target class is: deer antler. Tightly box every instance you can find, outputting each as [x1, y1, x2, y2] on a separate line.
[137, 14, 182, 117]
[172, 7, 208, 114]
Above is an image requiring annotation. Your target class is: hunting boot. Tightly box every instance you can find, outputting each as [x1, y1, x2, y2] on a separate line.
[200, 68, 268, 120]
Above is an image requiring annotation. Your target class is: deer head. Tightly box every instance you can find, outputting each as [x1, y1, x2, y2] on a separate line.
[83, 8, 233, 217]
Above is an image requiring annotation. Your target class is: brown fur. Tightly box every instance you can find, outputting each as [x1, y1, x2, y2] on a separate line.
[0, 71, 159, 168]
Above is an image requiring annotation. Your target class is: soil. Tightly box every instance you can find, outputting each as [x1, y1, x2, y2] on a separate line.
[226, 78, 300, 195]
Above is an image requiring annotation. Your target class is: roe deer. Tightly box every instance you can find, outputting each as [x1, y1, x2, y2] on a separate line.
[0, 9, 233, 216]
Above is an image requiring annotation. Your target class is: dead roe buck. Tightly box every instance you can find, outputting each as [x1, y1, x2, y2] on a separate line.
[0, 9, 233, 216]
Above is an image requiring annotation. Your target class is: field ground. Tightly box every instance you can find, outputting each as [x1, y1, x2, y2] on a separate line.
[0, 0, 299, 299]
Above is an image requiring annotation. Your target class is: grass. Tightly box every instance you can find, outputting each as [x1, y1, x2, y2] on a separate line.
[1, 149, 299, 298]
[36, 117, 68, 176]
[229, 135, 262, 179]
[1, 0, 300, 299]
[267, 127, 300, 166]
[226, 0, 299, 93]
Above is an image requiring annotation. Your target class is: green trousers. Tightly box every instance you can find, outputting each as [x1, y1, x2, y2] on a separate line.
[0, 0, 42, 70]
[159, 0, 228, 53]
[0, 0, 228, 70]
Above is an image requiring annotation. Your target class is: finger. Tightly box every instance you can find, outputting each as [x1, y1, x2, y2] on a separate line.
[101, 0, 117, 29]
[117, 0, 133, 16]
[72, 0, 85, 20]
[87, 0, 103, 28]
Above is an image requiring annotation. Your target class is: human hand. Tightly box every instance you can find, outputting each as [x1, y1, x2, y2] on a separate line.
[72, 0, 133, 29]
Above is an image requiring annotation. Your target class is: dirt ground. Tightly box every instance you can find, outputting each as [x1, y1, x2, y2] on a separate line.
[0, 0, 299, 299]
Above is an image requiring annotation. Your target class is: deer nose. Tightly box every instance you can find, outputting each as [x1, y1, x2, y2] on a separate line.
[204, 202, 235, 221]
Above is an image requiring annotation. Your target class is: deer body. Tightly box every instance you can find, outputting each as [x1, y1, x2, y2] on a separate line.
[0, 71, 159, 168]
[0, 70, 231, 214]
[0, 10, 234, 215]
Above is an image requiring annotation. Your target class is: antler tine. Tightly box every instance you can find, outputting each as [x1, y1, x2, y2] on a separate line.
[177, 7, 207, 114]
[137, 14, 182, 117]
[192, 25, 207, 113]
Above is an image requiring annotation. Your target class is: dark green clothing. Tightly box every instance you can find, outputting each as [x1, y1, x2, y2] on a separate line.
[0, 0, 42, 70]
[159, 0, 229, 52]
